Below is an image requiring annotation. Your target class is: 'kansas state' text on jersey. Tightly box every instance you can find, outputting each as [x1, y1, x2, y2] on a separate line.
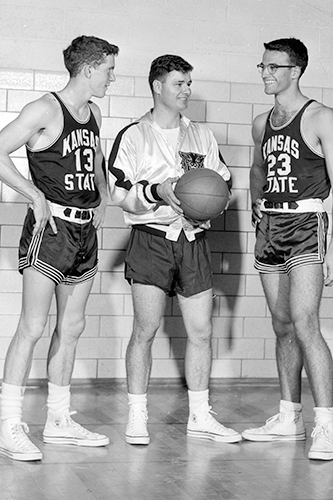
[26, 92, 101, 209]
[262, 99, 331, 203]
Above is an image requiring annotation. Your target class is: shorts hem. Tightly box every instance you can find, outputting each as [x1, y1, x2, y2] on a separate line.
[129, 277, 212, 298]
[62, 265, 98, 285]
[255, 254, 324, 274]
[19, 257, 64, 284]
[19, 259, 98, 285]
[176, 284, 212, 298]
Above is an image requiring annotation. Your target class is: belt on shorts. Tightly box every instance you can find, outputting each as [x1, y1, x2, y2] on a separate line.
[133, 224, 206, 240]
[47, 201, 94, 224]
[260, 198, 324, 213]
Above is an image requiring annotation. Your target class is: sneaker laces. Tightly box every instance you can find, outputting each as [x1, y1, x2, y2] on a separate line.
[196, 406, 229, 432]
[10, 421, 36, 451]
[264, 411, 300, 427]
[128, 406, 148, 433]
[264, 413, 283, 426]
[130, 406, 148, 421]
[63, 411, 93, 437]
[311, 423, 332, 444]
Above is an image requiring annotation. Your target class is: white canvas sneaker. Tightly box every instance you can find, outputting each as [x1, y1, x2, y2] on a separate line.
[43, 411, 109, 447]
[308, 422, 333, 460]
[187, 406, 242, 443]
[126, 404, 150, 445]
[0, 419, 42, 461]
[242, 411, 306, 442]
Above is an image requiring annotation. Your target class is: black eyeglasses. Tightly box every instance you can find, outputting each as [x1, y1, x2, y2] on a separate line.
[257, 63, 296, 75]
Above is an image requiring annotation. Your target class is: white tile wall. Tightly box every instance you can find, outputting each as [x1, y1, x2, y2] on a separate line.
[0, 0, 331, 379]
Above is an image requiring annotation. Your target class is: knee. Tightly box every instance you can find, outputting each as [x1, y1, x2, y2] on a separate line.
[293, 313, 319, 332]
[186, 320, 212, 345]
[70, 316, 86, 338]
[56, 315, 86, 343]
[271, 316, 293, 339]
[293, 314, 320, 344]
[131, 318, 159, 345]
[16, 315, 48, 344]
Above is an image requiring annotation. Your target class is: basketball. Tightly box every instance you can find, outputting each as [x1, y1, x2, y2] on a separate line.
[174, 169, 229, 221]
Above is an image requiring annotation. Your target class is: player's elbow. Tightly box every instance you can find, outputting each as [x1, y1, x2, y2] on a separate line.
[226, 175, 232, 192]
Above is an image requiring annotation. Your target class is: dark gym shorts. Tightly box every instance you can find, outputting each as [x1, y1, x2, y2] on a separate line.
[125, 226, 213, 297]
[254, 211, 328, 274]
[18, 208, 98, 285]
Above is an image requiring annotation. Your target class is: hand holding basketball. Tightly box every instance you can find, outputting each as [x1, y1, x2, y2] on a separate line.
[174, 169, 230, 221]
[156, 176, 183, 214]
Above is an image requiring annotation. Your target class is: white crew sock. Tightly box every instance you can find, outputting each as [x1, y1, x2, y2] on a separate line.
[280, 399, 302, 413]
[128, 393, 147, 408]
[1, 382, 25, 422]
[47, 382, 71, 416]
[188, 389, 209, 413]
[314, 407, 333, 425]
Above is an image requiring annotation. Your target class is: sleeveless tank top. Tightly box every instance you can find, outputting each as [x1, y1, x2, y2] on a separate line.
[26, 92, 101, 208]
[261, 99, 331, 202]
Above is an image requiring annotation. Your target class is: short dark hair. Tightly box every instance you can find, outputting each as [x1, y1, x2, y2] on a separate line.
[264, 37, 308, 76]
[148, 54, 193, 93]
[63, 35, 119, 78]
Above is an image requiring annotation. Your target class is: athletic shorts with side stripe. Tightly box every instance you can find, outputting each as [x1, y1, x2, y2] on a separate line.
[254, 211, 328, 274]
[125, 227, 213, 297]
[18, 208, 98, 285]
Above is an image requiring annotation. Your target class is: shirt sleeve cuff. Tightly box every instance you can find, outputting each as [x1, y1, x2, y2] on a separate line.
[143, 183, 163, 203]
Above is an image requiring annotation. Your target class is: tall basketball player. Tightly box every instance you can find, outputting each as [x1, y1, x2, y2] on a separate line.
[242, 37, 333, 461]
[0, 36, 118, 461]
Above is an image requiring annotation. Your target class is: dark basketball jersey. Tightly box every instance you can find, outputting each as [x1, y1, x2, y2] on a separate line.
[261, 99, 331, 203]
[26, 92, 101, 208]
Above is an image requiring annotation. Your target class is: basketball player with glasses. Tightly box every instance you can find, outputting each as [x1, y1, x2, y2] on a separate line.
[0, 36, 119, 461]
[242, 37, 333, 460]
[108, 54, 240, 445]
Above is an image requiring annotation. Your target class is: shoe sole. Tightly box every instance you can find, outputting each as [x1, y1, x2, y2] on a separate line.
[43, 435, 110, 447]
[125, 434, 150, 445]
[187, 429, 242, 443]
[308, 451, 333, 460]
[242, 431, 306, 442]
[0, 446, 42, 461]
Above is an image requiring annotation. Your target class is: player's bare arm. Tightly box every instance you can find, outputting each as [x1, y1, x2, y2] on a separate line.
[90, 102, 108, 230]
[0, 95, 59, 234]
[92, 146, 108, 230]
[250, 112, 268, 226]
[313, 105, 333, 286]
